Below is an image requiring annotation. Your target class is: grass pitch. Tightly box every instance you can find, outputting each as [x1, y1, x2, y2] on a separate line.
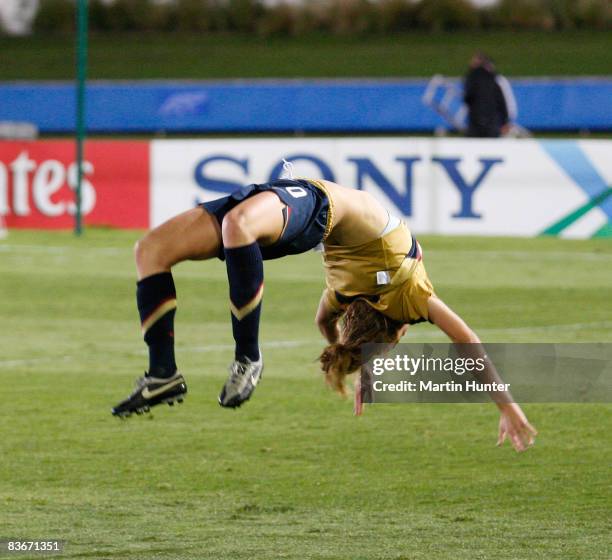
[1, 31, 610, 80]
[0, 230, 611, 559]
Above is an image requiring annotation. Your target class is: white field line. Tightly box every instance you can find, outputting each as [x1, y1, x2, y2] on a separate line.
[0, 356, 74, 368]
[2, 322, 612, 369]
[425, 249, 612, 262]
[0, 243, 611, 262]
[479, 321, 612, 335]
[179, 340, 313, 353]
[177, 320, 612, 350]
[0, 244, 128, 256]
[0, 340, 315, 369]
[422, 320, 612, 339]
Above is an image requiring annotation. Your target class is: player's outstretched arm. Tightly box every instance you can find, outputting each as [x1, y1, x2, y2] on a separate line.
[426, 296, 537, 452]
[315, 289, 342, 344]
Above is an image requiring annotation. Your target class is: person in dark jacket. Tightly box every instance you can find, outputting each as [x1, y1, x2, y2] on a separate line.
[464, 52, 516, 138]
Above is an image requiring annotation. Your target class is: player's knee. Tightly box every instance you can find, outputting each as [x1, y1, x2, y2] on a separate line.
[134, 234, 165, 269]
[134, 236, 150, 266]
[222, 207, 253, 241]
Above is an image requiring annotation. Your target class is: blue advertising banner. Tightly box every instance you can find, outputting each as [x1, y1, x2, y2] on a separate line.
[0, 78, 610, 133]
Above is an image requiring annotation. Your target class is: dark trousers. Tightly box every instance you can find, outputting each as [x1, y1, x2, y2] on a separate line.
[466, 124, 501, 138]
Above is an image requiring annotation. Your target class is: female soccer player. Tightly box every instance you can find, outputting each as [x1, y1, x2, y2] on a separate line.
[112, 177, 536, 452]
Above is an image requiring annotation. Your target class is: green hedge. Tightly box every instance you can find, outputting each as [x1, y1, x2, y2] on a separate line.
[33, 0, 611, 35]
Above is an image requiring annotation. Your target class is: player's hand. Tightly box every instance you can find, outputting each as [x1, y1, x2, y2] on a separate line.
[497, 403, 537, 452]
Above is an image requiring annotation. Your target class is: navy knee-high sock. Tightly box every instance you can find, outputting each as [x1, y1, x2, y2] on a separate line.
[136, 272, 177, 378]
[224, 243, 263, 362]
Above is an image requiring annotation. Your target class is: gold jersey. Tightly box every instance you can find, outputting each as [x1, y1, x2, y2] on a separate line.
[322, 221, 435, 324]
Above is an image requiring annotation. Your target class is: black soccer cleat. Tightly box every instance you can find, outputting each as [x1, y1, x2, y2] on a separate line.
[112, 371, 187, 418]
[218, 354, 263, 409]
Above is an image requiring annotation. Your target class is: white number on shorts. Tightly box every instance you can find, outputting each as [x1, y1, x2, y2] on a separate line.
[285, 186, 308, 198]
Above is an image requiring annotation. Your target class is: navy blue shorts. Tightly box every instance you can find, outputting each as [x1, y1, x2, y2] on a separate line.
[201, 179, 331, 260]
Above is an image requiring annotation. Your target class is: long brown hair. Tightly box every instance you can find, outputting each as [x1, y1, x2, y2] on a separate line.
[319, 299, 403, 395]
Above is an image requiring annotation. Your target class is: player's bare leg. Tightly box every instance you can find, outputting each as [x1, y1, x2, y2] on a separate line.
[218, 192, 286, 408]
[135, 206, 223, 279]
[112, 208, 222, 417]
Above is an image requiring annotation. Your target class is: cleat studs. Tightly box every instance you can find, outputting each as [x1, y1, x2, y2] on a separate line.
[177, 398, 183, 404]
[168, 401, 174, 406]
